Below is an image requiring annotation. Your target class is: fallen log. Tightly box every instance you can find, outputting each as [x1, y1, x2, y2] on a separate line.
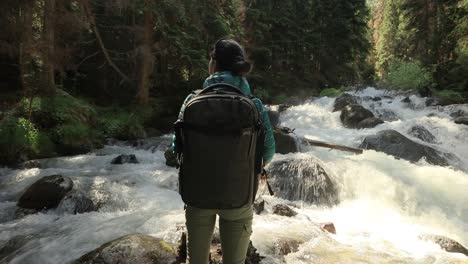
[301, 138, 363, 154]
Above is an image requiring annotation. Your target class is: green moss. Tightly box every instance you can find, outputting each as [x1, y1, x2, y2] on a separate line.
[52, 122, 102, 155]
[158, 240, 175, 254]
[319, 88, 344, 97]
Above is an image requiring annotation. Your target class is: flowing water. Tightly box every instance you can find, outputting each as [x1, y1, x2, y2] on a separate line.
[1, 87, 468, 263]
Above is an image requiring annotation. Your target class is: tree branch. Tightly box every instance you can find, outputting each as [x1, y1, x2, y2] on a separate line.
[79, 0, 131, 83]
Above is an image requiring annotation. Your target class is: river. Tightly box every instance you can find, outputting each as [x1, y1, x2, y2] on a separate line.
[1, 87, 467, 263]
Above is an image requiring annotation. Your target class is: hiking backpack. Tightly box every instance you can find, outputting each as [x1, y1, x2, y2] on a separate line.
[174, 83, 265, 209]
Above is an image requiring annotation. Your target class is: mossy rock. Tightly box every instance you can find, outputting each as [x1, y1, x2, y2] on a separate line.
[74, 234, 177, 264]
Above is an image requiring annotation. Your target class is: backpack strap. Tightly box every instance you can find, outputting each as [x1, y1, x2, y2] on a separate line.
[199, 83, 245, 96]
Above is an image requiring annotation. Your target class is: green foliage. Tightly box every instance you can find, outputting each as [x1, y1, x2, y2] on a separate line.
[434, 90, 468, 105]
[0, 117, 39, 164]
[385, 60, 433, 90]
[98, 109, 146, 140]
[18, 90, 97, 129]
[52, 123, 101, 154]
[319, 88, 344, 97]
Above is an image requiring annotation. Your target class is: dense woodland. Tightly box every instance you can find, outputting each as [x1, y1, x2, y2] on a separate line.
[0, 0, 467, 165]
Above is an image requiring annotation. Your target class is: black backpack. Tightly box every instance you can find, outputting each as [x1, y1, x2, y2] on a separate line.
[174, 83, 265, 209]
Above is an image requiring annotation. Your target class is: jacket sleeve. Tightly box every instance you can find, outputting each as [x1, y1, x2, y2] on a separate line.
[172, 94, 193, 153]
[253, 99, 276, 164]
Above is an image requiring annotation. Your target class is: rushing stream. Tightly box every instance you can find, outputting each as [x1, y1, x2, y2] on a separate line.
[1, 87, 468, 263]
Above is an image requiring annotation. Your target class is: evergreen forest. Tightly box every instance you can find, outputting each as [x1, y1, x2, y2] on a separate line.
[0, 0, 467, 165]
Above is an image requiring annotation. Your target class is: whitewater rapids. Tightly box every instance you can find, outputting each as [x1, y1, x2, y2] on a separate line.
[1, 87, 467, 263]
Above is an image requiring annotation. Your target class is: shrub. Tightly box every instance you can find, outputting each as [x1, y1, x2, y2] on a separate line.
[0, 117, 39, 164]
[385, 60, 433, 91]
[18, 90, 97, 129]
[53, 122, 101, 155]
[98, 109, 146, 140]
[434, 90, 468, 105]
[319, 88, 344, 97]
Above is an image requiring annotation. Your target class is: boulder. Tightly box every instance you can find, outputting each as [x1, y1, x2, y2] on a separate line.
[75, 234, 177, 264]
[272, 204, 297, 217]
[278, 104, 292, 113]
[58, 190, 97, 214]
[253, 199, 265, 214]
[359, 130, 452, 166]
[340, 104, 381, 129]
[356, 117, 384, 129]
[273, 239, 302, 256]
[376, 109, 399, 122]
[164, 148, 178, 168]
[17, 175, 73, 210]
[273, 127, 299, 154]
[420, 234, 468, 257]
[266, 109, 280, 128]
[320, 222, 336, 234]
[408, 126, 436, 143]
[450, 110, 465, 118]
[454, 117, 468, 126]
[333, 93, 359, 112]
[111, 154, 139, 165]
[267, 157, 338, 205]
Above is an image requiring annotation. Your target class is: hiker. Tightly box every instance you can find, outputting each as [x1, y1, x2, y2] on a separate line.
[173, 38, 275, 264]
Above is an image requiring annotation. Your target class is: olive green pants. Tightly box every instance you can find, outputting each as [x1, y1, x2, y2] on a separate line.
[185, 205, 253, 264]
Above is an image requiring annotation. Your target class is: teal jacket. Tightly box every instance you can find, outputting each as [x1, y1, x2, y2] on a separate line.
[174, 71, 276, 164]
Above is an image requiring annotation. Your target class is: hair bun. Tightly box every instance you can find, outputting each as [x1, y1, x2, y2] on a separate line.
[232, 60, 252, 76]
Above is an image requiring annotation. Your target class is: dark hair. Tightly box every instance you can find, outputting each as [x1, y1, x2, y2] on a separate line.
[211, 39, 252, 76]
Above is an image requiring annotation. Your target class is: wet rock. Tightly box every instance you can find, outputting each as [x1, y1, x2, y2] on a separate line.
[17, 175, 73, 210]
[0, 234, 36, 261]
[253, 199, 265, 214]
[208, 241, 263, 264]
[340, 104, 379, 129]
[356, 117, 384, 129]
[58, 190, 97, 214]
[425, 97, 440, 107]
[376, 109, 399, 122]
[320, 222, 336, 234]
[333, 93, 359, 112]
[75, 234, 177, 264]
[372, 97, 382, 101]
[450, 110, 465, 118]
[17, 159, 42, 169]
[401, 97, 412, 104]
[267, 157, 338, 205]
[454, 117, 468, 126]
[266, 109, 280, 128]
[273, 239, 302, 256]
[273, 127, 299, 154]
[278, 104, 292, 113]
[273, 204, 297, 217]
[408, 125, 436, 144]
[111, 154, 139, 164]
[164, 148, 178, 167]
[359, 130, 452, 166]
[420, 234, 468, 257]
[176, 232, 187, 264]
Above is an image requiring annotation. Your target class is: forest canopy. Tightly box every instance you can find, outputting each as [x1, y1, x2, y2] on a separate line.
[0, 0, 467, 165]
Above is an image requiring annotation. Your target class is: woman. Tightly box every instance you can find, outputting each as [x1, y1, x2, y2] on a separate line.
[176, 38, 275, 264]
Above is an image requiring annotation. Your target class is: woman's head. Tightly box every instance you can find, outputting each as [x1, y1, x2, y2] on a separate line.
[209, 39, 252, 76]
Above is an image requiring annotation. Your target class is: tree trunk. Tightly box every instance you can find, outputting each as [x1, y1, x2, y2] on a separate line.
[42, 0, 56, 96]
[136, 0, 154, 105]
[19, 0, 33, 92]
